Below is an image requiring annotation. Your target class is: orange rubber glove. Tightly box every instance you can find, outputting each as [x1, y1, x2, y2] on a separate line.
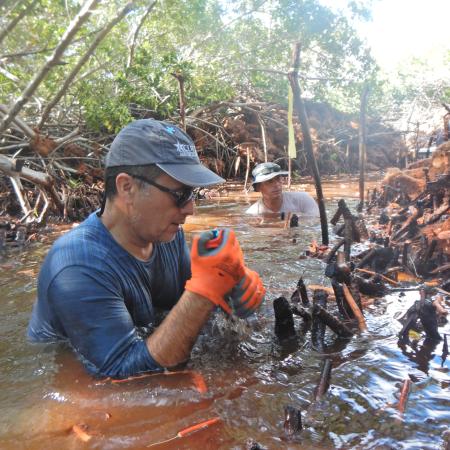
[226, 267, 265, 318]
[185, 229, 246, 314]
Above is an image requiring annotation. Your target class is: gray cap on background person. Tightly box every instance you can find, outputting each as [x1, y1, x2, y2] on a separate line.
[106, 119, 224, 187]
[251, 162, 288, 188]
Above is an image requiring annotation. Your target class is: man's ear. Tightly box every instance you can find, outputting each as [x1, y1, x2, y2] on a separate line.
[115, 173, 136, 201]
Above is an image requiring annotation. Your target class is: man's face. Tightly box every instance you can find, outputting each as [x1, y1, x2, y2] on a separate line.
[258, 175, 284, 200]
[127, 172, 195, 244]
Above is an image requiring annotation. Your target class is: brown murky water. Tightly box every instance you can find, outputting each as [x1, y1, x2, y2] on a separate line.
[0, 179, 449, 449]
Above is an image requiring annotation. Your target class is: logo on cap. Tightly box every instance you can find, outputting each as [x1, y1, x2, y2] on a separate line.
[175, 141, 197, 157]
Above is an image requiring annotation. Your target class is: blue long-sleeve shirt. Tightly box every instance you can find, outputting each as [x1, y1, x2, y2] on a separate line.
[28, 212, 191, 378]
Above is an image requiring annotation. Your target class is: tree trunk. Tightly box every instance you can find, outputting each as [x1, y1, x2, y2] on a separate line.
[287, 42, 329, 245]
[0, 0, 100, 135]
[358, 84, 369, 210]
[172, 71, 186, 131]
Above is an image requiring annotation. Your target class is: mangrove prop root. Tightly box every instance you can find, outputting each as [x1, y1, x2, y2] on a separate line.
[332, 280, 353, 319]
[314, 358, 332, 400]
[398, 299, 442, 342]
[291, 305, 312, 321]
[283, 405, 303, 435]
[398, 306, 420, 342]
[312, 304, 353, 338]
[325, 238, 345, 264]
[273, 297, 297, 341]
[344, 216, 353, 261]
[311, 289, 328, 351]
[247, 441, 266, 450]
[325, 261, 352, 284]
[354, 275, 387, 297]
[419, 301, 442, 341]
[356, 248, 376, 268]
[291, 277, 310, 306]
[442, 334, 448, 365]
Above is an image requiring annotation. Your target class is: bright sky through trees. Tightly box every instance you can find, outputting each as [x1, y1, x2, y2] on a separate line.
[321, 0, 450, 71]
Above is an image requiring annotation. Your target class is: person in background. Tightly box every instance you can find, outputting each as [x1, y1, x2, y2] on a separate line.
[28, 119, 265, 378]
[245, 162, 320, 216]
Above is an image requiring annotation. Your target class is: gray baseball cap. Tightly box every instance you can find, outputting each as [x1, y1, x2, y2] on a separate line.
[251, 162, 288, 187]
[105, 119, 224, 187]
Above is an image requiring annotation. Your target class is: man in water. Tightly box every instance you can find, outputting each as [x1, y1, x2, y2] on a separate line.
[28, 119, 265, 378]
[245, 162, 319, 217]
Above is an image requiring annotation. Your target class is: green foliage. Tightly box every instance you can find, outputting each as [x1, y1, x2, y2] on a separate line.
[4, 0, 443, 134]
[78, 80, 133, 133]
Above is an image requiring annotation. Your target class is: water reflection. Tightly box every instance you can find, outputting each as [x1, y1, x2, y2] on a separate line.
[0, 181, 449, 449]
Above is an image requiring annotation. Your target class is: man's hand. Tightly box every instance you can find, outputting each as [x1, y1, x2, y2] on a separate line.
[227, 267, 265, 318]
[185, 229, 252, 314]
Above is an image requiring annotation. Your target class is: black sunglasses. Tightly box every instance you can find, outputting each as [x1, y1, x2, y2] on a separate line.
[132, 175, 195, 208]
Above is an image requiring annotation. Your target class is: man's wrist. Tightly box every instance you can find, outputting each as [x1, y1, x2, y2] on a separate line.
[184, 285, 232, 314]
[147, 290, 215, 368]
[183, 290, 217, 310]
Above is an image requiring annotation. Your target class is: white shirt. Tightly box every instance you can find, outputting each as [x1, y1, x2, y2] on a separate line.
[245, 191, 320, 216]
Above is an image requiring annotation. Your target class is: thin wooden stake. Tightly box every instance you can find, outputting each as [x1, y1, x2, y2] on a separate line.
[397, 379, 411, 415]
[342, 284, 367, 331]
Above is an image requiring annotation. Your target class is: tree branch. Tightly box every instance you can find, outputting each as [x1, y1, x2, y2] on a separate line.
[0, 0, 38, 46]
[126, 0, 156, 70]
[0, 0, 100, 135]
[39, 1, 136, 128]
